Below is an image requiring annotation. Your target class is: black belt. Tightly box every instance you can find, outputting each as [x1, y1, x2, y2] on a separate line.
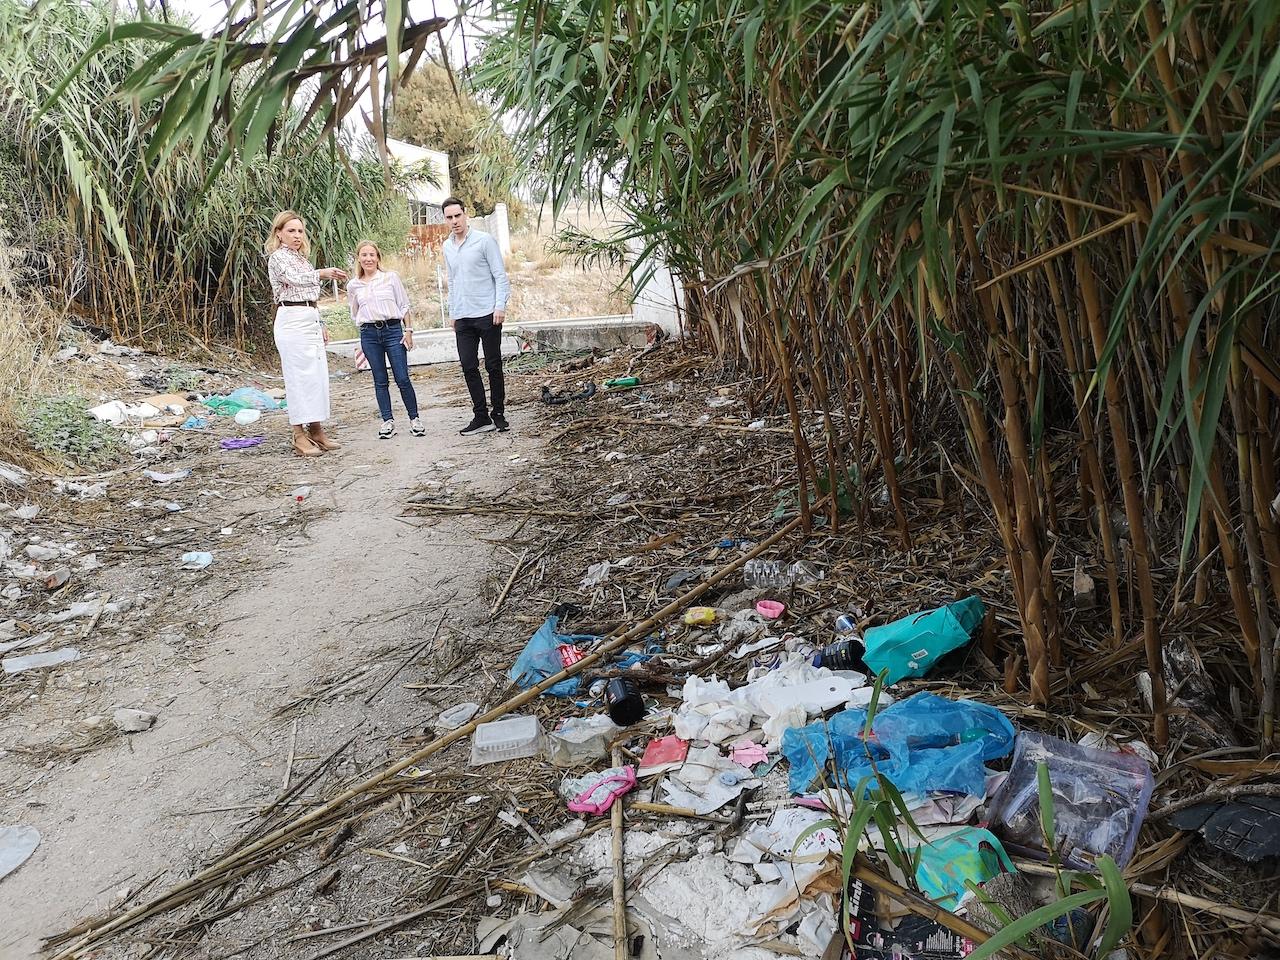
[365, 318, 402, 329]
[279, 300, 317, 308]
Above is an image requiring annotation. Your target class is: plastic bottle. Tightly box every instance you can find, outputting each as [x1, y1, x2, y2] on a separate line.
[743, 559, 825, 589]
[834, 613, 859, 636]
[604, 678, 646, 725]
[812, 638, 867, 672]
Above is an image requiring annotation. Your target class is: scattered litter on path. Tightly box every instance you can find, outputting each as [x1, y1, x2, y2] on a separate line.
[179, 552, 213, 570]
[219, 437, 264, 450]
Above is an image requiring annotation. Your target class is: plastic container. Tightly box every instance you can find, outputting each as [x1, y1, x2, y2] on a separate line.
[547, 714, 619, 766]
[605, 678, 646, 725]
[743, 559, 824, 590]
[986, 730, 1154, 868]
[469, 715, 544, 766]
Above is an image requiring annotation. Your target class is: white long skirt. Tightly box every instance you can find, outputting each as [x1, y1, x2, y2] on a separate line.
[274, 306, 330, 425]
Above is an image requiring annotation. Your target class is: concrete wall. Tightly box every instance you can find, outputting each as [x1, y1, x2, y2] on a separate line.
[629, 239, 686, 338]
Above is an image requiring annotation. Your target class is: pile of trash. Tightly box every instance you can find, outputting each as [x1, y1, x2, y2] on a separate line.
[455, 577, 1167, 960]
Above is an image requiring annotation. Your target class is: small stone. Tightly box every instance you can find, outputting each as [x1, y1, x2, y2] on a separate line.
[113, 708, 157, 733]
[81, 715, 107, 729]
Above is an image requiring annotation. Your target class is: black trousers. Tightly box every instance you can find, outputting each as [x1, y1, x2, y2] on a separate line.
[454, 314, 505, 417]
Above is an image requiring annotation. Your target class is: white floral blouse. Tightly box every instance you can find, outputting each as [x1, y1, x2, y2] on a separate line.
[268, 247, 322, 304]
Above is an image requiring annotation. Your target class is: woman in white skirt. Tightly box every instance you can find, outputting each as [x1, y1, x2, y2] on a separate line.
[265, 210, 348, 457]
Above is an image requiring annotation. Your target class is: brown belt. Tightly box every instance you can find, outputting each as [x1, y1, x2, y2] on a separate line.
[279, 300, 317, 308]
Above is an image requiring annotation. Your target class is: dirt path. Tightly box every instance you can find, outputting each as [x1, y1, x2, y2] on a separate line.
[0, 367, 533, 959]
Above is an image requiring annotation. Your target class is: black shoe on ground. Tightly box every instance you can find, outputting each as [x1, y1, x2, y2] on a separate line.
[459, 415, 495, 436]
[493, 413, 510, 432]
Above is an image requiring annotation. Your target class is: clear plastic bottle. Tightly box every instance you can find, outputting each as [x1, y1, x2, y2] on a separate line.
[743, 559, 824, 589]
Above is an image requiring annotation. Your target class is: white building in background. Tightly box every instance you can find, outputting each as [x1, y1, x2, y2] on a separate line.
[385, 137, 451, 225]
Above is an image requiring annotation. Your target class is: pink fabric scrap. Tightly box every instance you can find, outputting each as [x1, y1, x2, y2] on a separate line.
[566, 765, 637, 815]
[730, 740, 769, 768]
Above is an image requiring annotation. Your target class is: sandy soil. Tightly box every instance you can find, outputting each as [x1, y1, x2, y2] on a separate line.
[0, 362, 535, 959]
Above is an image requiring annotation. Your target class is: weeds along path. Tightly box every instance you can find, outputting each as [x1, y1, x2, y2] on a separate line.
[0, 367, 533, 959]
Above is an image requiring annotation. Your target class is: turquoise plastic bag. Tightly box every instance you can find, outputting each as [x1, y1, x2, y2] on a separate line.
[862, 595, 985, 685]
[912, 827, 1014, 907]
[203, 387, 282, 416]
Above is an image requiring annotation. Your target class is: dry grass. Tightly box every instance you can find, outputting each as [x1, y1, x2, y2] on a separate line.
[0, 260, 71, 470]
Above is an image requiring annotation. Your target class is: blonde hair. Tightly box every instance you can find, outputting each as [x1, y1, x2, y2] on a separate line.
[354, 240, 383, 280]
[265, 210, 310, 257]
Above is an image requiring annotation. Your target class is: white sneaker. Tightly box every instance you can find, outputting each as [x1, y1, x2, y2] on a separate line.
[378, 420, 395, 439]
[410, 418, 426, 437]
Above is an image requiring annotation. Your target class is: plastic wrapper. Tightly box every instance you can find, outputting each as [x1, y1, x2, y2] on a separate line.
[987, 730, 1153, 867]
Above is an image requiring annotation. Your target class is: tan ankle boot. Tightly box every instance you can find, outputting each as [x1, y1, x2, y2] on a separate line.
[292, 425, 323, 457]
[308, 423, 341, 452]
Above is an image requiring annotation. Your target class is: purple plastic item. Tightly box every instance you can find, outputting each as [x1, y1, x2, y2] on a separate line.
[220, 437, 265, 450]
[987, 730, 1154, 868]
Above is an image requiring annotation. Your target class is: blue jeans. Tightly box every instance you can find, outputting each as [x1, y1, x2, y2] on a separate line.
[360, 321, 419, 421]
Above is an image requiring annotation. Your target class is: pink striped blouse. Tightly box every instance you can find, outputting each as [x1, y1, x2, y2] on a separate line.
[346, 270, 412, 325]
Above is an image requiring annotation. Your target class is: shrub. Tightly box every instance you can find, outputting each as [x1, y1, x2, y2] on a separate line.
[22, 395, 121, 469]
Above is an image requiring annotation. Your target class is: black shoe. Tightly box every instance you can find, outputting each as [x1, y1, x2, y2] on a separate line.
[460, 415, 495, 436]
[493, 413, 510, 432]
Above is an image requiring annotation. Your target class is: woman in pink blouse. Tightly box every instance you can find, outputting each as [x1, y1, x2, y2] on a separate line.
[265, 210, 348, 457]
[346, 241, 423, 439]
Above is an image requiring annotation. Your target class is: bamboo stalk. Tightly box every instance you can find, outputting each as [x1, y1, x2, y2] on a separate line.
[610, 746, 628, 960]
[1064, 199, 1168, 745]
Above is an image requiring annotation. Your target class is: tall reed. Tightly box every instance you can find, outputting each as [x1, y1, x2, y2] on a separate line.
[477, 0, 1280, 745]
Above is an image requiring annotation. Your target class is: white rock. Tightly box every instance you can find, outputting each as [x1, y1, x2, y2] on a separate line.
[24, 545, 59, 562]
[112, 708, 157, 733]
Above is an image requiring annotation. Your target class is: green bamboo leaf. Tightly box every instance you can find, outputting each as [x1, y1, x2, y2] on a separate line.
[966, 888, 1109, 960]
[1096, 855, 1133, 954]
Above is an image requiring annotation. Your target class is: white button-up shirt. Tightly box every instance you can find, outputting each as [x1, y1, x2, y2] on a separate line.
[346, 270, 412, 325]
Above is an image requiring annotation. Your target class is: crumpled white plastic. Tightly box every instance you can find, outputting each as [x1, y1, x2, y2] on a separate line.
[672, 655, 874, 749]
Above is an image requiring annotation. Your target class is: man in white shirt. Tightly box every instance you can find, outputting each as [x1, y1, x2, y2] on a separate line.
[441, 197, 512, 435]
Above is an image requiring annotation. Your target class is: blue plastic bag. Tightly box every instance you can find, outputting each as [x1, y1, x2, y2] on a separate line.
[509, 614, 600, 698]
[781, 691, 1015, 796]
[862, 595, 984, 685]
